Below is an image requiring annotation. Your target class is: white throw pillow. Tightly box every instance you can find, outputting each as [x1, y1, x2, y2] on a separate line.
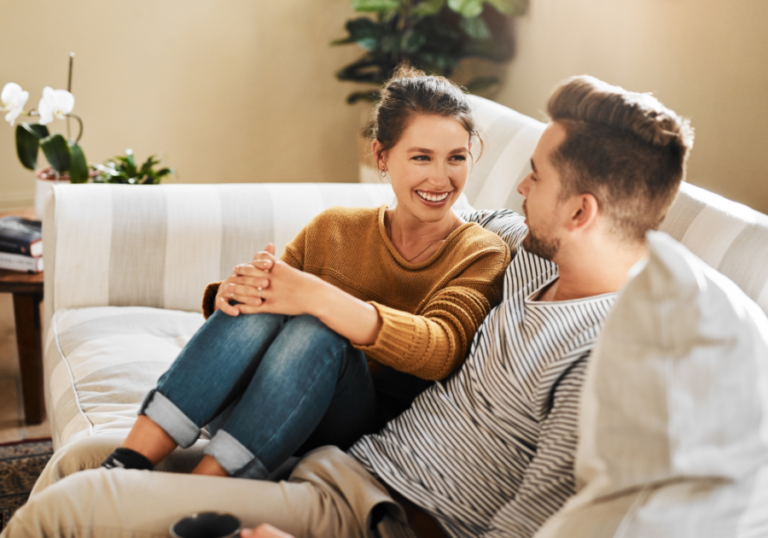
[535, 231, 768, 538]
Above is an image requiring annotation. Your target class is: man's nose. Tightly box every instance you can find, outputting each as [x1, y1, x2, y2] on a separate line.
[517, 172, 532, 196]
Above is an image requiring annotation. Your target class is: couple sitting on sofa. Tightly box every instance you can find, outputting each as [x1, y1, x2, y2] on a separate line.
[3, 68, 693, 538]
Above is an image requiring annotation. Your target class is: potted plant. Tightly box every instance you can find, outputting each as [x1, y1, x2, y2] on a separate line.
[332, 0, 528, 103]
[93, 149, 174, 185]
[2, 80, 93, 216]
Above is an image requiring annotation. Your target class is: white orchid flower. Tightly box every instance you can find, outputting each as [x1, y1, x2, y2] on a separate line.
[38, 86, 74, 125]
[1, 83, 30, 126]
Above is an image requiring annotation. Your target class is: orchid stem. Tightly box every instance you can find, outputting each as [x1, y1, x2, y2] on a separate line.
[65, 113, 83, 143]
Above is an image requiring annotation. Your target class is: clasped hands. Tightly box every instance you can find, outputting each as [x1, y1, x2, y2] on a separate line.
[215, 243, 323, 317]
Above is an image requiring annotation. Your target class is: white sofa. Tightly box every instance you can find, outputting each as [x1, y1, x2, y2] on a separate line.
[40, 97, 768, 478]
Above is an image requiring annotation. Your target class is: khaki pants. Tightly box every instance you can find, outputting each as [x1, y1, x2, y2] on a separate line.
[1, 437, 414, 538]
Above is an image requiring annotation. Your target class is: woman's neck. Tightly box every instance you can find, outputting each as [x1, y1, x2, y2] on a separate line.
[385, 207, 461, 263]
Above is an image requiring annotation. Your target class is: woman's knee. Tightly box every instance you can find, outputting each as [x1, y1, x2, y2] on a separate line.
[206, 311, 287, 343]
[270, 315, 349, 369]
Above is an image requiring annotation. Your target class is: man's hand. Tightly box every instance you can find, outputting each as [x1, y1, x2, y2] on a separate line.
[241, 523, 294, 538]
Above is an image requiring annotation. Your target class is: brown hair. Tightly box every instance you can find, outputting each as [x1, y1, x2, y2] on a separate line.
[547, 75, 694, 242]
[366, 64, 482, 165]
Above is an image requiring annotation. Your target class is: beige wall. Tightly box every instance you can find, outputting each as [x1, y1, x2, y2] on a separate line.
[492, 0, 768, 214]
[0, 0, 364, 210]
[2, 0, 766, 214]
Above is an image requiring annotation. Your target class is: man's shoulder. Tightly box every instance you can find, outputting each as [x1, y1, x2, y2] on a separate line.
[458, 208, 528, 253]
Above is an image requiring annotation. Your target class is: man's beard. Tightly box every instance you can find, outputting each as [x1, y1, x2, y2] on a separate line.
[522, 228, 560, 261]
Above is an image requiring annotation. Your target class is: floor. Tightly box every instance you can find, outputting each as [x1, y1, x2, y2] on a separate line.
[0, 293, 51, 444]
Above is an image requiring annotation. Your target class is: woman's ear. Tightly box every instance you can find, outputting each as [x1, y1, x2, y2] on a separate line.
[371, 140, 384, 170]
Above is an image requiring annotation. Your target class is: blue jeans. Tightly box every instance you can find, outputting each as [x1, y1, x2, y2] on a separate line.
[139, 311, 381, 479]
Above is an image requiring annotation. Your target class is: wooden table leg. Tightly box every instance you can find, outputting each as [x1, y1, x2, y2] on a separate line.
[13, 291, 44, 425]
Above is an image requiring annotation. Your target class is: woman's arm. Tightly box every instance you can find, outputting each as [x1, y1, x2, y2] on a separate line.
[227, 242, 511, 380]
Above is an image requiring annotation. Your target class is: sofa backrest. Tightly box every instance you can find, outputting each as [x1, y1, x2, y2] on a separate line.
[44, 100, 768, 332]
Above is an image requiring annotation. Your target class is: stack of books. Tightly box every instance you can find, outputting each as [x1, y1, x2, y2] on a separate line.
[0, 216, 43, 273]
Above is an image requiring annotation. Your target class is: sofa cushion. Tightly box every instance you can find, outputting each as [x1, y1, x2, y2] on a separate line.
[45, 306, 204, 450]
[534, 231, 768, 538]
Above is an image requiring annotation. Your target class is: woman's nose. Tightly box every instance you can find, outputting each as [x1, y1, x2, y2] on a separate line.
[428, 163, 452, 189]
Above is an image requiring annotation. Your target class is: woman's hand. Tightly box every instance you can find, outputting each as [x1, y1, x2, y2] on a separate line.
[217, 243, 382, 346]
[213, 244, 277, 317]
[241, 524, 294, 538]
[234, 245, 327, 317]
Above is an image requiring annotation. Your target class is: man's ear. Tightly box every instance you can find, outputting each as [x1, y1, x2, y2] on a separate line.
[567, 193, 600, 232]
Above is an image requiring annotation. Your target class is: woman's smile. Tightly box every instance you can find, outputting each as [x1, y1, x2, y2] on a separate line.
[416, 189, 453, 205]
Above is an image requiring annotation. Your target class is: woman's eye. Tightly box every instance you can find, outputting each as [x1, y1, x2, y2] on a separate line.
[451, 155, 467, 162]
[412, 155, 430, 162]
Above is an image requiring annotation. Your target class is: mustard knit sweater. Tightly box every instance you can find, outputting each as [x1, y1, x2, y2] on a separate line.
[202, 205, 510, 380]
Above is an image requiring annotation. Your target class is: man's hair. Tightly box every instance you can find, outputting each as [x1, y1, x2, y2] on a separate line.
[547, 75, 694, 242]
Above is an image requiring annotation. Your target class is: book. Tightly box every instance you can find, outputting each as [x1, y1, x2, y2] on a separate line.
[0, 217, 42, 257]
[0, 251, 43, 273]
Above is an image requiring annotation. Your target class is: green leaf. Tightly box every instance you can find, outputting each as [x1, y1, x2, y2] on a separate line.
[139, 155, 159, 178]
[124, 149, 137, 176]
[68, 142, 89, 183]
[412, 0, 445, 16]
[464, 75, 500, 93]
[447, 0, 484, 18]
[40, 134, 71, 174]
[346, 90, 382, 104]
[15, 124, 41, 170]
[402, 30, 427, 52]
[352, 0, 401, 12]
[486, 0, 528, 15]
[461, 16, 492, 39]
[27, 124, 50, 139]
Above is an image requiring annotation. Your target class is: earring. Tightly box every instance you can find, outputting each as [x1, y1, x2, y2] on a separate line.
[379, 168, 388, 181]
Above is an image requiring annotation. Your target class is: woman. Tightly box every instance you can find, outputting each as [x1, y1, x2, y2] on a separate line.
[100, 66, 511, 479]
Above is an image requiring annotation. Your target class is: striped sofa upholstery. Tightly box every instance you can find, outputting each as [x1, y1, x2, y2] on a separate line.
[41, 98, 768, 452]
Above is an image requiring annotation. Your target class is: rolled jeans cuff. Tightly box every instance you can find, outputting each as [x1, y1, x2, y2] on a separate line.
[205, 430, 270, 479]
[140, 389, 200, 449]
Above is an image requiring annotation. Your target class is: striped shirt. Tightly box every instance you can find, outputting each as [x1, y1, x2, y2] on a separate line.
[349, 209, 617, 538]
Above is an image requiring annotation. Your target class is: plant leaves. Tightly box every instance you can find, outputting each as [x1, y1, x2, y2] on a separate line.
[402, 29, 427, 52]
[464, 75, 500, 92]
[447, 0, 484, 18]
[486, 0, 528, 16]
[352, 0, 401, 12]
[412, 0, 445, 16]
[27, 124, 50, 139]
[40, 134, 71, 174]
[461, 16, 492, 39]
[15, 124, 41, 170]
[68, 142, 89, 183]
[346, 90, 382, 104]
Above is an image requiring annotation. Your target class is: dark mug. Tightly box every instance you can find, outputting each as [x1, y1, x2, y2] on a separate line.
[170, 512, 241, 538]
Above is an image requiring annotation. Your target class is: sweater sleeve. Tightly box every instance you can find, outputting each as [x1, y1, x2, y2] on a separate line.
[353, 244, 511, 380]
[200, 229, 307, 319]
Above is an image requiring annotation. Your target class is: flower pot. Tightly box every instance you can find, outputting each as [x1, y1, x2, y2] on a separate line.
[35, 168, 70, 220]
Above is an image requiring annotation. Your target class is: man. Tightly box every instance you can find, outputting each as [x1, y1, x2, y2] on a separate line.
[1, 75, 693, 538]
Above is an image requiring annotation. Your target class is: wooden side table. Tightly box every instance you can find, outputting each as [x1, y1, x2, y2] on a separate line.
[0, 207, 45, 425]
[0, 270, 44, 425]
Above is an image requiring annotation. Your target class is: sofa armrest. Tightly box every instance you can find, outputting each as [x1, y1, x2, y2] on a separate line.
[43, 182, 393, 329]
